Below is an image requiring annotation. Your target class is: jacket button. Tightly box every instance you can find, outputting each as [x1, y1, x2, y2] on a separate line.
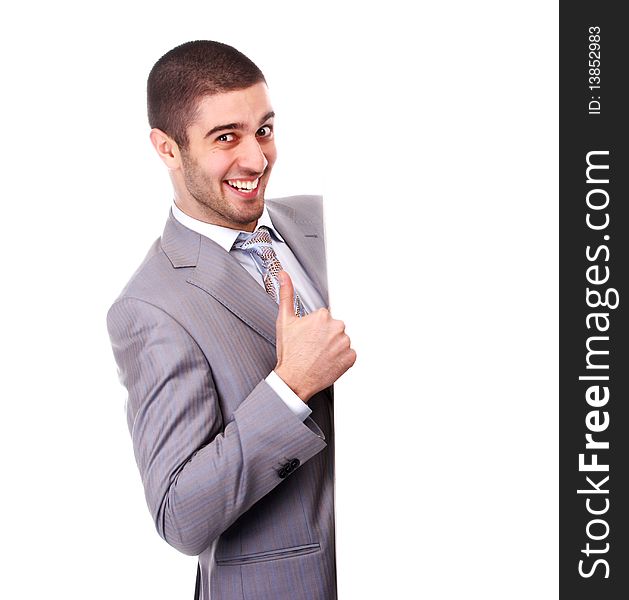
[278, 467, 288, 479]
[290, 459, 300, 470]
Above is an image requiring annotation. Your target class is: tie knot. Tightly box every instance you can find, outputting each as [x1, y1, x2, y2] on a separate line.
[236, 227, 277, 264]
[241, 226, 272, 248]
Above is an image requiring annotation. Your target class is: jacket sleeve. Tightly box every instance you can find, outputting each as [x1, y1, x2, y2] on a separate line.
[107, 297, 327, 556]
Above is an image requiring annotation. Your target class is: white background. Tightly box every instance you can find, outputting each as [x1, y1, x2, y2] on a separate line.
[0, 1, 558, 598]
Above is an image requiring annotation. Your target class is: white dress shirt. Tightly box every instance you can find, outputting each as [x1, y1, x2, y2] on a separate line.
[171, 201, 326, 421]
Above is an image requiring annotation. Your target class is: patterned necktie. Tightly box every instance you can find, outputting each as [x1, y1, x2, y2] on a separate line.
[236, 227, 304, 317]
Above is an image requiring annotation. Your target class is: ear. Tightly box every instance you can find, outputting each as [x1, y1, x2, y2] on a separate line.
[149, 128, 182, 169]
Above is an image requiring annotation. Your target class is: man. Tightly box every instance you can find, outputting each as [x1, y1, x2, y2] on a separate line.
[107, 40, 355, 600]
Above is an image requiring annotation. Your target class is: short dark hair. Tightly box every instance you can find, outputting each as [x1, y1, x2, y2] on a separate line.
[147, 40, 266, 148]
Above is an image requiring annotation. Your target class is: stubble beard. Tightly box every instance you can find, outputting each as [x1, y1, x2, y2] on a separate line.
[181, 152, 266, 229]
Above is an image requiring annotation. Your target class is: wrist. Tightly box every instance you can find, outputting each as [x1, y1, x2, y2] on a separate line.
[274, 366, 312, 403]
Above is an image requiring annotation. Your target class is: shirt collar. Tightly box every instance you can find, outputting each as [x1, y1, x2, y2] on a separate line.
[171, 201, 285, 252]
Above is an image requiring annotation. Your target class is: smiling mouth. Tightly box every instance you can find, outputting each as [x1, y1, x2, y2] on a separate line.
[225, 178, 260, 191]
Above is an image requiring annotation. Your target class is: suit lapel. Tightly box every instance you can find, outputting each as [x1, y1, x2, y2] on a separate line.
[266, 198, 329, 304]
[188, 236, 279, 345]
[161, 212, 278, 346]
[160, 196, 328, 346]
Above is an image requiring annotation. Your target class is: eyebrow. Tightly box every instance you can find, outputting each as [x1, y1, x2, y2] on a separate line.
[204, 111, 275, 138]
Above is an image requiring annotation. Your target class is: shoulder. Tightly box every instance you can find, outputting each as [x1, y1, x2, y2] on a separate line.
[266, 195, 324, 223]
[112, 243, 166, 301]
[109, 246, 193, 323]
[106, 238, 195, 344]
[110, 213, 200, 307]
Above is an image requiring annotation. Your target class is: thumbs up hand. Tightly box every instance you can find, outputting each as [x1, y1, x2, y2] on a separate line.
[274, 271, 356, 403]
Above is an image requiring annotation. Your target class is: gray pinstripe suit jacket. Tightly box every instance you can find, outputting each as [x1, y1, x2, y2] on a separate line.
[107, 196, 336, 600]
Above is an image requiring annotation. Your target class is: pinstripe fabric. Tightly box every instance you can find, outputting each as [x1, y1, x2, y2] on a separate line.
[107, 196, 336, 600]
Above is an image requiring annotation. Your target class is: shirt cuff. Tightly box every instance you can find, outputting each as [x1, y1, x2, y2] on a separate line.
[265, 370, 312, 422]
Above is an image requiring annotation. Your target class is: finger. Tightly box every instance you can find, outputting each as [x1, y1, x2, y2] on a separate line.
[277, 270, 296, 321]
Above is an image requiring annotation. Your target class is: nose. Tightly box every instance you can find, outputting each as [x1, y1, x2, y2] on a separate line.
[237, 135, 268, 175]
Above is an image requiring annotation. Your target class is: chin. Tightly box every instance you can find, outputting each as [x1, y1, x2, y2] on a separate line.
[233, 205, 264, 227]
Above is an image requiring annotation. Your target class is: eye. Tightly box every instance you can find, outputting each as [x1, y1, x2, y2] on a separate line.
[217, 133, 235, 142]
[256, 125, 273, 138]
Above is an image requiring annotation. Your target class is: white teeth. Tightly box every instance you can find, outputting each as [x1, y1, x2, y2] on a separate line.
[227, 178, 259, 190]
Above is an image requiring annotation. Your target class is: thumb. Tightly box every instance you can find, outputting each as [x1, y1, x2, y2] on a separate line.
[277, 270, 296, 321]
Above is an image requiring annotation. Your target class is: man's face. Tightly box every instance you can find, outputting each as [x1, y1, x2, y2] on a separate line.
[177, 82, 277, 231]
